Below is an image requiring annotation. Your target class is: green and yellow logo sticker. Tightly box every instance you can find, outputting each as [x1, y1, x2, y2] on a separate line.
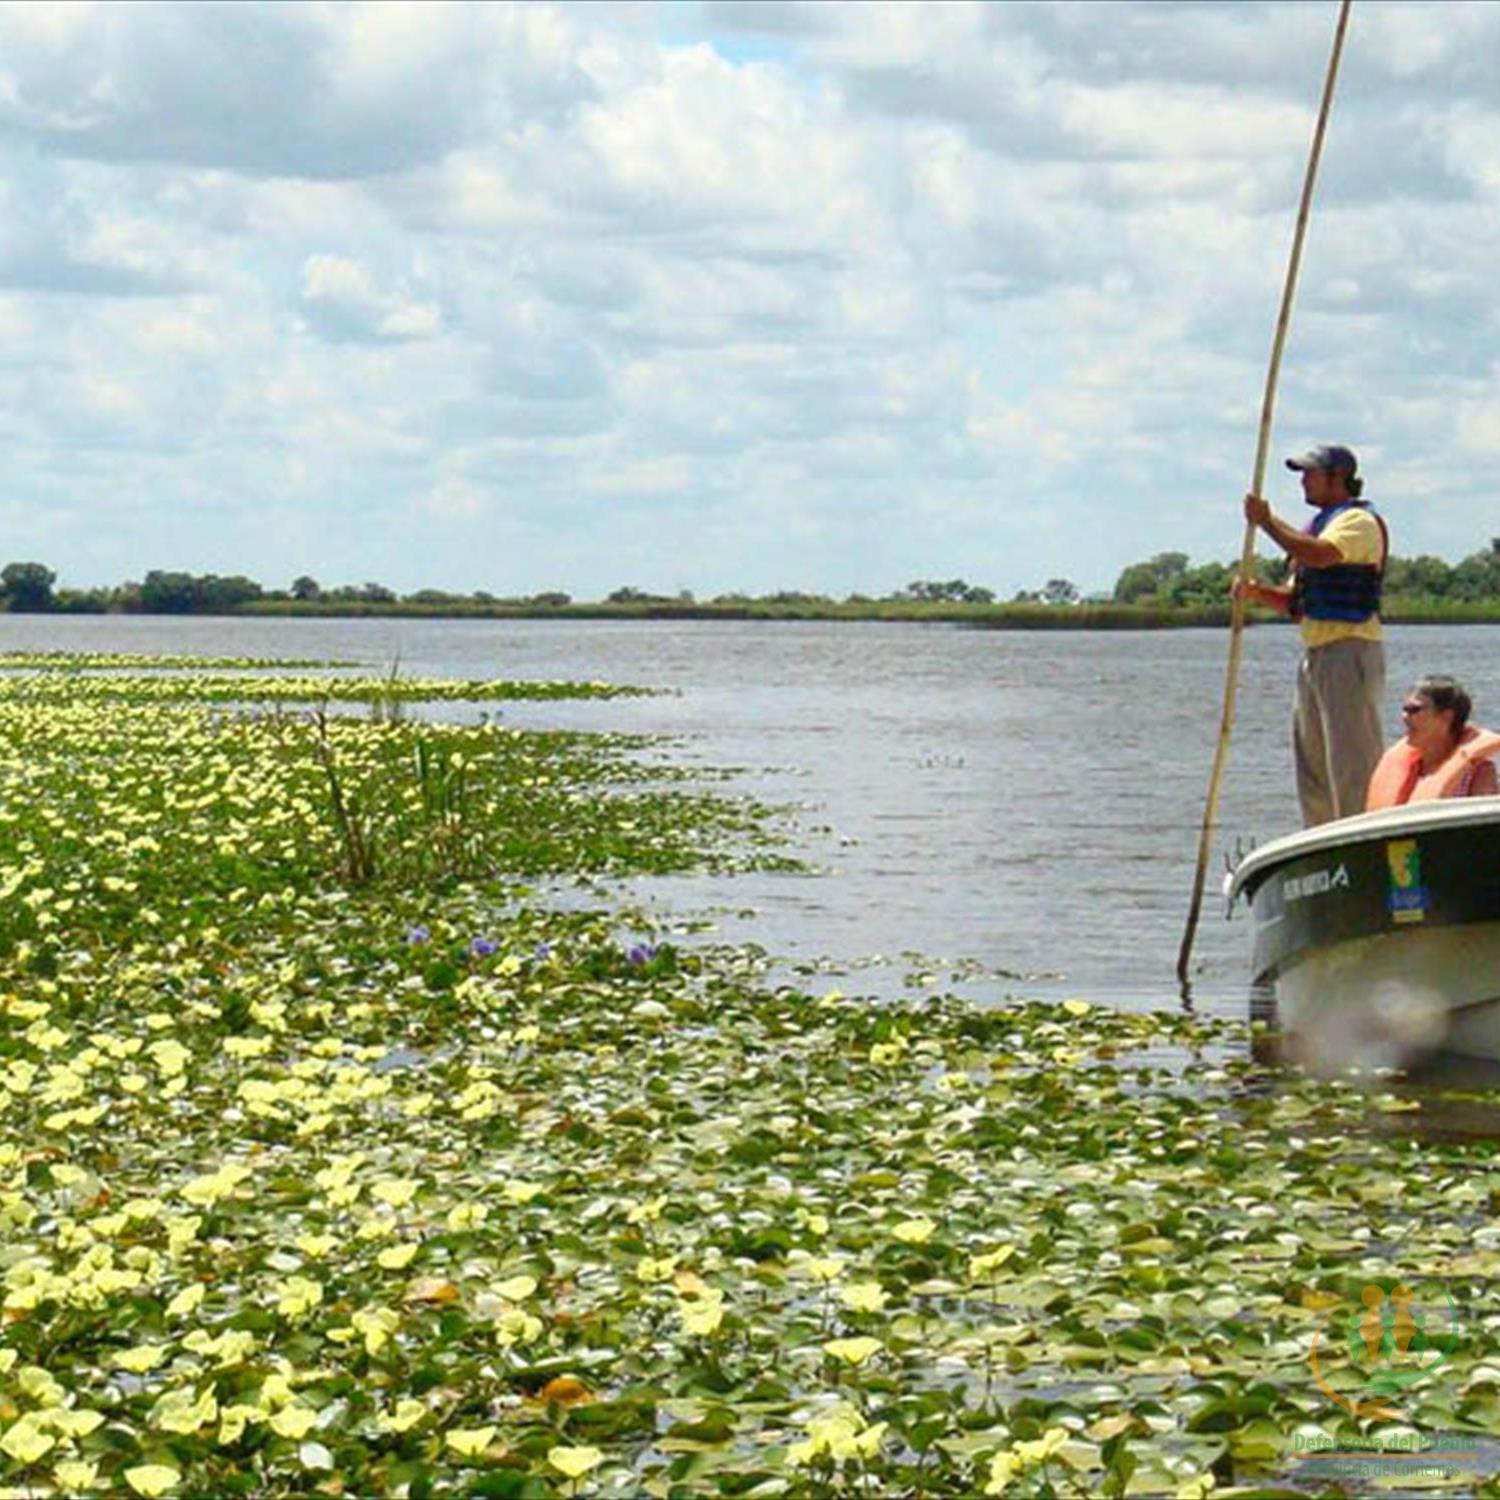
[1385, 839, 1428, 925]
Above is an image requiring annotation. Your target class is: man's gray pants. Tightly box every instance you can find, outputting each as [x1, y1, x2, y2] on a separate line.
[1294, 638, 1386, 827]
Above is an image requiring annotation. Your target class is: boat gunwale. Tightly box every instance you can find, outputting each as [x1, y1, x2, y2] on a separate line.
[1227, 796, 1500, 905]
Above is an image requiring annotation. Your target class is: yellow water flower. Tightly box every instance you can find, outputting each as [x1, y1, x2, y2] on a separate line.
[124, 1463, 181, 1497]
[635, 1256, 676, 1284]
[985, 1426, 1069, 1497]
[40, 1065, 84, 1103]
[446, 1202, 488, 1231]
[679, 1290, 725, 1337]
[984, 1451, 1020, 1495]
[801, 1255, 845, 1283]
[893, 1216, 936, 1244]
[1062, 998, 1093, 1017]
[494, 1307, 542, 1347]
[295, 1232, 339, 1259]
[28, 1022, 70, 1052]
[352, 1306, 401, 1355]
[223, 1036, 273, 1059]
[371, 1177, 419, 1209]
[114, 1343, 170, 1373]
[268, 1405, 319, 1439]
[181, 1328, 256, 1366]
[179, 1162, 251, 1207]
[494, 1274, 537, 1302]
[166, 1283, 205, 1317]
[297, 1104, 336, 1134]
[313, 1155, 364, 1192]
[152, 1386, 218, 1435]
[1020, 1428, 1068, 1464]
[822, 1336, 883, 1366]
[41, 1408, 104, 1437]
[147, 1039, 189, 1077]
[446, 1425, 497, 1457]
[217, 1405, 262, 1445]
[53, 1459, 100, 1490]
[275, 1276, 324, 1318]
[376, 1242, 419, 1270]
[548, 1444, 604, 1478]
[164, 1215, 202, 1254]
[839, 1280, 888, 1313]
[18, 1366, 65, 1405]
[378, 1398, 427, 1433]
[786, 1402, 886, 1466]
[0, 1414, 55, 1465]
[969, 1244, 1017, 1279]
[503, 1179, 545, 1205]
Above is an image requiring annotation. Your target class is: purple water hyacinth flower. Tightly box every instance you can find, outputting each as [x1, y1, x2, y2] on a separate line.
[403, 925, 431, 945]
[469, 935, 499, 958]
[626, 942, 659, 966]
[534, 942, 553, 961]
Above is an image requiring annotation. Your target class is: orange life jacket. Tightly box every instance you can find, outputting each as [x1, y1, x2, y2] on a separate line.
[1365, 724, 1500, 810]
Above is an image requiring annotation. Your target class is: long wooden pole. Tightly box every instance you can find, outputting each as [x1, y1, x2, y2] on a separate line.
[1176, 0, 1353, 989]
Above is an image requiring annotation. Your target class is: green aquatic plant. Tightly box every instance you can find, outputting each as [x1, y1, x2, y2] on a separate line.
[0, 651, 357, 670]
[312, 707, 379, 885]
[0, 662, 1495, 1497]
[0, 670, 652, 706]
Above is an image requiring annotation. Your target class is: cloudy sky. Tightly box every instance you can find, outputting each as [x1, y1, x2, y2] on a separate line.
[3, 1, 1500, 600]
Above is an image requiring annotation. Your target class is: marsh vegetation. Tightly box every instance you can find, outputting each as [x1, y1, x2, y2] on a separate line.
[0, 654, 1495, 1496]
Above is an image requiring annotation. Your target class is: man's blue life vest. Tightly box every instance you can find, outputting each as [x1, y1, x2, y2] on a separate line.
[1289, 501, 1388, 623]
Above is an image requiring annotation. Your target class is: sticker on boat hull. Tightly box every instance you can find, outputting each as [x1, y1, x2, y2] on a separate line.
[1385, 839, 1428, 924]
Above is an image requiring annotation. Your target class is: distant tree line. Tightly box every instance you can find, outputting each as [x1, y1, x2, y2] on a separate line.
[9, 549, 1498, 617]
[0, 565, 580, 615]
[1112, 540, 1500, 606]
[0, 569, 1034, 614]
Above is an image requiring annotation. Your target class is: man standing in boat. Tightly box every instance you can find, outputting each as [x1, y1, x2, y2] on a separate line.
[1234, 444, 1387, 827]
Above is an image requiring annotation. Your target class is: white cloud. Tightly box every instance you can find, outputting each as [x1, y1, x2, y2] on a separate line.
[422, 476, 491, 519]
[299, 253, 442, 343]
[0, 1, 1498, 597]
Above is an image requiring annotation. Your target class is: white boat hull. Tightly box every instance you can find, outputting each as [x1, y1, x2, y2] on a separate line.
[1228, 800, 1500, 1071]
[1275, 922, 1500, 1071]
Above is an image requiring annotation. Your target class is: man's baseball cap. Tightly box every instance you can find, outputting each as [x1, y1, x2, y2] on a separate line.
[1286, 443, 1358, 474]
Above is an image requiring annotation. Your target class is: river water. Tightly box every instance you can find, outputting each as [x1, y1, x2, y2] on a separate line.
[6, 614, 1497, 1021]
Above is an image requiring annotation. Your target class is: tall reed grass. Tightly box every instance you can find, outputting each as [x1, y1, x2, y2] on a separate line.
[310, 708, 488, 888]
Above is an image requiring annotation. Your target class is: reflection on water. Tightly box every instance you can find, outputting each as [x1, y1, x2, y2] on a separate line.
[1388, 1054, 1500, 1142]
[1245, 982, 1500, 1137]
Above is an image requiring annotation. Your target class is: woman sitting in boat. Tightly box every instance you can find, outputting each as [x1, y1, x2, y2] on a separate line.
[1366, 674, 1500, 808]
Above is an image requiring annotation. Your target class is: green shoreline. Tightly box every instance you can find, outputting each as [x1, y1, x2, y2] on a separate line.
[25, 598, 1500, 628]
